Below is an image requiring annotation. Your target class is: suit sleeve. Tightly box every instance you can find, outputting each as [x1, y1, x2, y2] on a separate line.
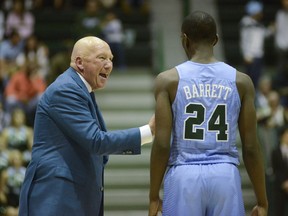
[46, 83, 141, 155]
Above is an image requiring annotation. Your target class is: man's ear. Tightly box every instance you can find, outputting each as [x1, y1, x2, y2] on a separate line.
[75, 57, 84, 71]
[181, 33, 189, 48]
[212, 34, 219, 46]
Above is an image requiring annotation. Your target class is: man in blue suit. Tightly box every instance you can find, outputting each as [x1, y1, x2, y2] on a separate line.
[19, 36, 154, 216]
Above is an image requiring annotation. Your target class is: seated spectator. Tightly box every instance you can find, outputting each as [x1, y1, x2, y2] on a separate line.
[120, 0, 150, 14]
[0, 30, 25, 78]
[99, 0, 117, 10]
[31, 0, 45, 11]
[0, 9, 4, 42]
[1, 108, 33, 156]
[256, 75, 273, 123]
[16, 34, 49, 79]
[46, 39, 73, 85]
[5, 149, 26, 208]
[266, 91, 288, 129]
[0, 136, 9, 172]
[102, 11, 126, 70]
[0, 30, 24, 62]
[2, 0, 33, 11]
[5, 0, 35, 40]
[0, 102, 9, 133]
[74, 0, 105, 39]
[0, 168, 9, 216]
[4, 61, 46, 126]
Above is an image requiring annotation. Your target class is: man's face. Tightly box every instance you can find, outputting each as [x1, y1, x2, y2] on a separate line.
[82, 43, 113, 90]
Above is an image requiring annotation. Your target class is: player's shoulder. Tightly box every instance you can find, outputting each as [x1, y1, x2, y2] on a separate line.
[156, 68, 178, 80]
[236, 70, 255, 98]
[236, 71, 253, 87]
[154, 68, 179, 93]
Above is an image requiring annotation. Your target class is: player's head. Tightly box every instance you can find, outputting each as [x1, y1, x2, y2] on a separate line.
[181, 11, 218, 58]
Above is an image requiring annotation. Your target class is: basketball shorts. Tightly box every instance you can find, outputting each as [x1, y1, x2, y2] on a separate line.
[162, 163, 245, 216]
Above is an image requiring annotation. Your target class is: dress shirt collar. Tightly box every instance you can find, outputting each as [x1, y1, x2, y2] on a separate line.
[76, 71, 92, 93]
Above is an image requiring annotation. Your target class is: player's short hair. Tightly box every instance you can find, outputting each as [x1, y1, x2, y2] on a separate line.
[181, 11, 217, 44]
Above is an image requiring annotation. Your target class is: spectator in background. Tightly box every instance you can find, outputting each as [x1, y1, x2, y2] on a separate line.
[0, 102, 9, 133]
[258, 90, 288, 170]
[52, 0, 69, 10]
[4, 61, 46, 126]
[272, 125, 288, 216]
[99, 0, 118, 10]
[0, 30, 25, 80]
[256, 77, 276, 171]
[120, 0, 150, 14]
[1, 108, 33, 156]
[74, 0, 105, 39]
[0, 137, 9, 172]
[5, 149, 25, 210]
[0, 30, 24, 63]
[257, 89, 288, 215]
[16, 35, 49, 80]
[102, 12, 126, 70]
[5, 0, 35, 40]
[46, 39, 74, 85]
[0, 168, 8, 216]
[31, 0, 45, 11]
[2, 0, 34, 11]
[0, 9, 4, 42]
[273, 0, 288, 94]
[239, 0, 273, 88]
[256, 75, 273, 123]
[266, 91, 288, 129]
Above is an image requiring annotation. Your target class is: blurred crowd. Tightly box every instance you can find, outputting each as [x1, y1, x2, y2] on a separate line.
[0, 0, 149, 215]
[239, 0, 288, 215]
[0, 0, 288, 215]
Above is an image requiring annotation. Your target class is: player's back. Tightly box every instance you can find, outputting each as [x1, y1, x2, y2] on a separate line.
[169, 61, 241, 166]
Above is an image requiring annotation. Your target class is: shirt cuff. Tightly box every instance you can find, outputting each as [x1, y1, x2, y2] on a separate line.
[139, 124, 153, 145]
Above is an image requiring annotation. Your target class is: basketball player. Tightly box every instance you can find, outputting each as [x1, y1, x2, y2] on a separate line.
[148, 11, 268, 216]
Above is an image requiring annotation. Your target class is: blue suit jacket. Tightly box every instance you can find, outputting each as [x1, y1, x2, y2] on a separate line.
[19, 67, 141, 216]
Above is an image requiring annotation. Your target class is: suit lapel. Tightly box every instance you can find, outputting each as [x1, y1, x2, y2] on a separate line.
[67, 67, 109, 165]
[90, 92, 107, 132]
[67, 67, 107, 131]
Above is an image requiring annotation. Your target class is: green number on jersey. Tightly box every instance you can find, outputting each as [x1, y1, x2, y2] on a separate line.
[184, 103, 228, 141]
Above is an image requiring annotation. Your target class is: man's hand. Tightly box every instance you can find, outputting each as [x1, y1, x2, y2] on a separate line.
[149, 199, 162, 216]
[148, 114, 155, 136]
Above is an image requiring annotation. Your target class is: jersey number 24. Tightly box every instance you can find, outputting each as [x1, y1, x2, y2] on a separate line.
[184, 103, 228, 141]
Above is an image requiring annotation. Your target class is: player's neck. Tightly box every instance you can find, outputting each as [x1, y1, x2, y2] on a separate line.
[190, 55, 218, 64]
[190, 47, 217, 64]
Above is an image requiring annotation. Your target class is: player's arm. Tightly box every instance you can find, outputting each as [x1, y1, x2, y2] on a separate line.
[149, 71, 174, 215]
[237, 72, 268, 213]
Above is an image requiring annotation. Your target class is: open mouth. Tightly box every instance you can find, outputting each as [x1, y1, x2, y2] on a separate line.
[99, 73, 107, 78]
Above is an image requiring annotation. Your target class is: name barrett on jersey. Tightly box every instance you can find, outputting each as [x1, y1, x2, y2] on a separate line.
[183, 83, 232, 100]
